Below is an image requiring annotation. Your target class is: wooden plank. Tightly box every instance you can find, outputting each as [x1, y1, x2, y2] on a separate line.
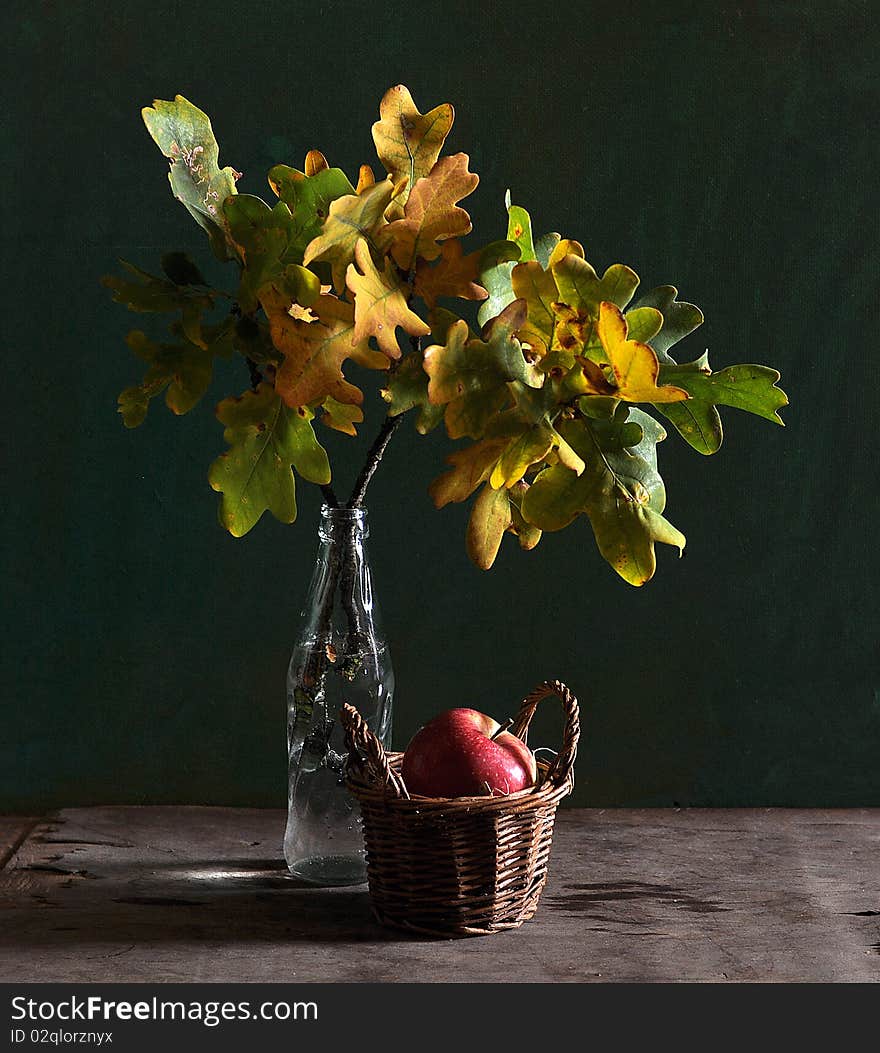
[0, 807, 877, 983]
[0, 817, 41, 873]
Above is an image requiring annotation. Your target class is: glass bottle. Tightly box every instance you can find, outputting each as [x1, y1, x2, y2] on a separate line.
[284, 505, 393, 885]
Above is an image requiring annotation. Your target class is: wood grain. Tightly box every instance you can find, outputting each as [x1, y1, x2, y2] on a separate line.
[0, 807, 877, 982]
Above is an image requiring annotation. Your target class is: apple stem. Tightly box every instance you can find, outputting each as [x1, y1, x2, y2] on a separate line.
[490, 718, 515, 741]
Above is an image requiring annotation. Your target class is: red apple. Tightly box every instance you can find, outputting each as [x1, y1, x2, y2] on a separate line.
[402, 708, 537, 798]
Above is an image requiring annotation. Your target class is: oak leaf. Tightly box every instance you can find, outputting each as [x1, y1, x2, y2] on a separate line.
[142, 96, 240, 260]
[302, 180, 395, 292]
[466, 483, 513, 570]
[423, 300, 540, 439]
[320, 396, 364, 436]
[265, 290, 366, 409]
[371, 85, 454, 219]
[209, 383, 331, 537]
[267, 164, 356, 264]
[102, 261, 214, 348]
[657, 355, 787, 454]
[511, 261, 559, 356]
[381, 309, 457, 433]
[378, 153, 478, 271]
[597, 302, 689, 404]
[551, 249, 640, 358]
[117, 323, 233, 428]
[345, 239, 430, 360]
[429, 437, 509, 508]
[522, 413, 684, 585]
[413, 239, 487, 309]
[476, 239, 521, 327]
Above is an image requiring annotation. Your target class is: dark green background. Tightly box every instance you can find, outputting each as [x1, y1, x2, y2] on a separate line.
[3, 0, 877, 810]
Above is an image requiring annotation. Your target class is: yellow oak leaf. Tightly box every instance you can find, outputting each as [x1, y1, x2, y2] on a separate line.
[597, 302, 689, 404]
[320, 396, 364, 436]
[467, 483, 513, 570]
[345, 239, 430, 360]
[356, 164, 375, 193]
[371, 85, 455, 220]
[378, 153, 478, 271]
[302, 179, 395, 292]
[304, 149, 328, 176]
[428, 438, 509, 508]
[551, 253, 640, 357]
[511, 261, 559, 356]
[413, 239, 488, 309]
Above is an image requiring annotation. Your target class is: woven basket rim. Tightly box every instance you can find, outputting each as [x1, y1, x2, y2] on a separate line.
[347, 755, 572, 813]
[342, 679, 580, 810]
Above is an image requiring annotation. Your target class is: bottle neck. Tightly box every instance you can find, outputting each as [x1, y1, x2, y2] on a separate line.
[317, 505, 369, 546]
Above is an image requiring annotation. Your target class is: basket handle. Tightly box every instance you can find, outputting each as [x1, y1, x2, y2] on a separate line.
[340, 703, 408, 799]
[510, 679, 580, 789]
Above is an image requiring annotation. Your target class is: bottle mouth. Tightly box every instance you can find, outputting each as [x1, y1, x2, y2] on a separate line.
[319, 504, 369, 539]
[320, 504, 368, 522]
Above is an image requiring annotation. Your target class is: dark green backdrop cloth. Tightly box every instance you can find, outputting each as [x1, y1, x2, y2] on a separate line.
[3, 0, 877, 809]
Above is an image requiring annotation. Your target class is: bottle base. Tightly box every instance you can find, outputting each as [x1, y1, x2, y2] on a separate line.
[287, 854, 367, 887]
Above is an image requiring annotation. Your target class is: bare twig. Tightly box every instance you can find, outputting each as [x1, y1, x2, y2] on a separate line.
[347, 414, 403, 508]
[320, 484, 340, 508]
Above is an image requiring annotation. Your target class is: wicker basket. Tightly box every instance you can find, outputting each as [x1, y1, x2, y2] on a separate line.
[340, 679, 579, 937]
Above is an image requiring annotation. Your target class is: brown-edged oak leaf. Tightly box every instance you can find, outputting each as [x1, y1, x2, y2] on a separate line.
[413, 239, 488, 309]
[264, 287, 366, 409]
[378, 153, 478, 271]
[371, 85, 454, 219]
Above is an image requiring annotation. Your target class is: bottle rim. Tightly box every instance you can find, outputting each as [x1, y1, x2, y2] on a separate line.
[320, 503, 368, 521]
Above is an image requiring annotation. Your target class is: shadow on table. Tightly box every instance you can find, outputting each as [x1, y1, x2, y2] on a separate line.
[1, 857, 404, 947]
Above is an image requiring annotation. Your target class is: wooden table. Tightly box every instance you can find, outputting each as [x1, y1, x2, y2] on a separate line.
[1, 808, 877, 983]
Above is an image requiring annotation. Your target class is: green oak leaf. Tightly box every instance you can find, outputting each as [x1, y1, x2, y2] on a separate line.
[624, 306, 664, 344]
[423, 300, 540, 439]
[655, 358, 788, 454]
[476, 239, 521, 328]
[103, 261, 214, 348]
[534, 231, 562, 269]
[381, 353, 445, 434]
[223, 195, 300, 313]
[551, 248, 640, 359]
[659, 357, 787, 425]
[633, 285, 704, 356]
[267, 164, 355, 263]
[505, 194, 536, 262]
[160, 251, 207, 287]
[522, 414, 684, 586]
[382, 308, 458, 434]
[209, 382, 331, 537]
[302, 180, 395, 292]
[117, 322, 233, 428]
[502, 190, 560, 267]
[511, 261, 559, 356]
[142, 96, 240, 260]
